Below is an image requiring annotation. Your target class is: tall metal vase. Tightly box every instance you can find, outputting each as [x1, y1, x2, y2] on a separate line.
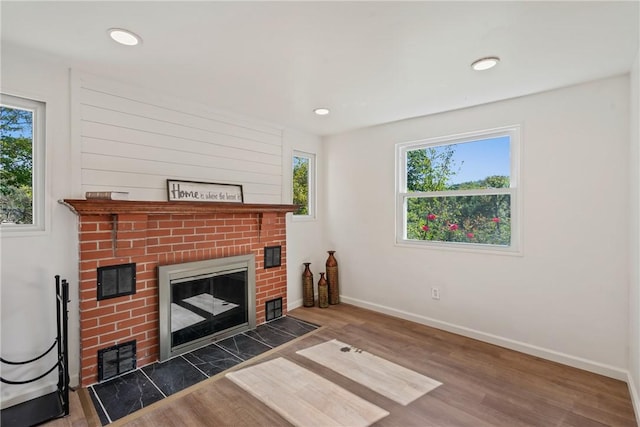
[326, 250, 340, 305]
[317, 273, 329, 308]
[302, 262, 314, 307]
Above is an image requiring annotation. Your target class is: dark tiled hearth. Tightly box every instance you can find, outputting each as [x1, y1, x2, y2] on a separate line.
[267, 316, 317, 336]
[89, 316, 318, 425]
[244, 323, 303, 347]
[142, 356, 207, 396]
[215, 333, 272, 360]
[183, 344, 243, 377]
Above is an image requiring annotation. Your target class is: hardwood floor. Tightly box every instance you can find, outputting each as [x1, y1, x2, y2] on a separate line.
[46, 304, 637, 426]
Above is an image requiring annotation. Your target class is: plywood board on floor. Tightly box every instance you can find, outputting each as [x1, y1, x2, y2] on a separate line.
[226, 357, 389, 427]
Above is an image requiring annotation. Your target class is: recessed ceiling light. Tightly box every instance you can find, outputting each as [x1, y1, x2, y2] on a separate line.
[108, 28, 142, 46]
[313, 108, 330, 116]
[471, 56, 500, 71]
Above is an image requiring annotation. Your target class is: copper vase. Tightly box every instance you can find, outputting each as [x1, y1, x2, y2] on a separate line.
[317, 273, 329, 308]
[326, 250, 340, 305]
[302, 262, 314, 307]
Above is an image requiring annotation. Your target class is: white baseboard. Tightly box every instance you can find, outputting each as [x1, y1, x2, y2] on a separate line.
[341, 296, 628, 381]
[628, 372, 640, 426]
[288, 298, 303, 312]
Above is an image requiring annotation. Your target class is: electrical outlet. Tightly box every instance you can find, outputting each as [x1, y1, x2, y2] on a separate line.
[431, 287, 440, 300]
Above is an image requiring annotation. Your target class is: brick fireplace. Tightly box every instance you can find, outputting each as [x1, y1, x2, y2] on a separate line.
[62, 199, 296, 386]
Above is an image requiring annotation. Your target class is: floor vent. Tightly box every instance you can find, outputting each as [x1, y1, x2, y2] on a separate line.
[265, 298, 283, 321]
[98, 340, 136, 382]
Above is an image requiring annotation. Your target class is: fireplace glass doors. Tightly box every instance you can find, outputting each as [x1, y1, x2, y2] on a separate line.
[159, 255, 256, 361]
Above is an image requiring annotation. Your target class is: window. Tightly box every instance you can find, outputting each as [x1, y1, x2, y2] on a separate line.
[396, 126, 520, 252]
[0, 94, 45, 230]
[292, 151, 315, 218]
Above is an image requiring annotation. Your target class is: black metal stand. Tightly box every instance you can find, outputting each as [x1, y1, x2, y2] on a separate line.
[0, 276, 70, 427]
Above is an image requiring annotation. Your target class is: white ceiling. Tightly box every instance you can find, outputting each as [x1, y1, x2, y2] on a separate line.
[1, 1, 638, 136]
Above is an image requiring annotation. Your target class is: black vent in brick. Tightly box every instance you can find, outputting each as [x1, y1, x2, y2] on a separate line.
[264, 246, 281, 269]
[98, 340, 136, 382]
[265, 298, 283, 321]
[97, 263, 136, 300]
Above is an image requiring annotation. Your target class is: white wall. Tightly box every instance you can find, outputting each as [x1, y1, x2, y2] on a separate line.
[283, 129, 327, 309]
[0, 45, 78, 407]
[629, 50, 640, 414]
[324, 75, 631, 378]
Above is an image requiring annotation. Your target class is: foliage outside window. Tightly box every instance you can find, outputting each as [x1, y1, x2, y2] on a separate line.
[1, 94, 45, 229]
[292, 151, 315, 218]
[396, 126, 520, 252]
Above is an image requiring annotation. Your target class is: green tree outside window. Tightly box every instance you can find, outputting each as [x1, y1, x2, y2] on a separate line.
[400, 132, 516, 248]
[293, 155, 310, 215]
[1, 105, 34, 224]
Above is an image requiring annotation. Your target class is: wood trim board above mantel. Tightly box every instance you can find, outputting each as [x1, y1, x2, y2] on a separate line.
[60, 199, 298, 216]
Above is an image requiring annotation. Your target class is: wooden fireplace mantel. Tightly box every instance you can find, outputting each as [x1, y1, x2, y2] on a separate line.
[61, 199, 298, 216]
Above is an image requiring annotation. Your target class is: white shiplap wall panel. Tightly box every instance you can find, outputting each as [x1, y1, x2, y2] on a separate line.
[82, 154, 281, 185]
[82, 138, 282, 177]
[77, 73, 283, 203]
[82, 169, 280, 195]
[80, 88, 282, 143]
[81, 122, 281, 165]
[79, 74, 283, 137]
[81, 105, 282, 157]
[81, 170, 280, 198]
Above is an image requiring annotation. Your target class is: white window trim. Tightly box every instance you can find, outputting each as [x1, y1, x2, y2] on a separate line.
[0, 93, 46, 234]
[292, 150, 316, 221]
[395, 125, 522, 255]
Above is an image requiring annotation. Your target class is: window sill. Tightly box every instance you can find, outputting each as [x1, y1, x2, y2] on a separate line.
[0, 224, 46, 237]
[291, 215, 317, 223]
[395, 239, 523, 257]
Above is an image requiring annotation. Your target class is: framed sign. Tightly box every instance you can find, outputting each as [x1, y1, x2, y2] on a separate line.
[167, 180, 244, 203]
